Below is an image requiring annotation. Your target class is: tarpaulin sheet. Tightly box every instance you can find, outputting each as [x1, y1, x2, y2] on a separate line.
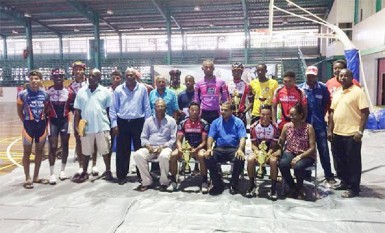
[0, 132, 385, 233]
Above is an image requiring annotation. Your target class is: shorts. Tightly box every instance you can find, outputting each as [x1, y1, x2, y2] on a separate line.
[22, 120, 47, 145]
[48, 117, 70, 136]
[80, 131, 111, 156]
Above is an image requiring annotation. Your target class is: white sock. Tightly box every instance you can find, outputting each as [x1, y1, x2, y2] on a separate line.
[61, 163, 66, 172]
[50, 166, 54, 175]
[77, 168, 83, 174]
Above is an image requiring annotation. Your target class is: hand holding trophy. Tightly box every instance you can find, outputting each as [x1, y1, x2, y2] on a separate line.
[182, 140, 192, 174]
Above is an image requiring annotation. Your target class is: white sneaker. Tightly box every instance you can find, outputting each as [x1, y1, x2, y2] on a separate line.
[59, 171, 67, 180]
[201, 182, 209, 194]
[166, 182, 177, 192]
[91, 166, 99, 176]
[49, 175, 57, 185]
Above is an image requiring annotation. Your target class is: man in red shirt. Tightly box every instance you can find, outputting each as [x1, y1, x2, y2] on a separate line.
[272, 71, 307, 131]
[326, 60, 360, 97]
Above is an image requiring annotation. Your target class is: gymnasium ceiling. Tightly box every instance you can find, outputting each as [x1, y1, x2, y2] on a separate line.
[0, 0, 334, 39]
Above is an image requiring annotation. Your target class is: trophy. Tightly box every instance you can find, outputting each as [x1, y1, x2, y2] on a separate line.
[258, 88, 269, 103]
[232, 89, 241, 115]
[182, 140, 192, 173]
[255, 141, 270, 178]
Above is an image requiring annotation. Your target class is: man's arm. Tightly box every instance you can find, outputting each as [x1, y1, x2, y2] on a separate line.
[272, 89, 279, 124]
[17, 103, 24, 122]
[353, 108, 369, 142]
[327, 109, 334, 142]
[74, 109, 81, 135]
[204, 137, 214, 158]
[165, 120, 177, 148]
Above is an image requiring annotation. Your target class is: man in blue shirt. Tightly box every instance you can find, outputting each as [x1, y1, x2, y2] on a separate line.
[149, 75, 179, 120]
[204, 101, 247, 195]
[299, 66, 335, 184]
[110, 68, 152, 185]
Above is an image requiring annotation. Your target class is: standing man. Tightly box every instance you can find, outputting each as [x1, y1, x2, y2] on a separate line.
[149, 75, 179, 120]
[250, 64, 279, 124]
[73, 69, 113, 183]
[227, 62, 251, 128]
[46, 68, 74, 184]
[69, 61, 99, 178]
[108, 70, 122, 93]
[168, 102, 209, 193]
[132, 99, 177, 191]
[177, 75, 195, 123]
[194, 59, 230, 124]
[299, 66, 335, 184]
[169, 69, 186, 96]
[326, 60, 360, 97]
[204, 102, 247, 195]
[272, 71, 307, 131]
[17, 70, 49, 189]
[110, 68, 152, 185]
[328, 69, 369, 198]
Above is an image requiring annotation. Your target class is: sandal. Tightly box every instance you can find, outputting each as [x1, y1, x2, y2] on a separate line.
[33, 178, 49, 184]
[23, 182, 34, 189]
[341, 190, 359, 198]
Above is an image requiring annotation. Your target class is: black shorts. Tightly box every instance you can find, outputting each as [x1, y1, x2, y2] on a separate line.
[22, 120, 47, 145]
[48, 117, 70, 136]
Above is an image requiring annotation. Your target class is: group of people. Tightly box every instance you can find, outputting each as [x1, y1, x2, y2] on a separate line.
[17, 58, 369, 200]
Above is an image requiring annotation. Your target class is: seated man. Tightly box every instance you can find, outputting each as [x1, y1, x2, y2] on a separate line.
[204, 101, 247, 195]
[247, 105, 280, 199]
[132, 98, 177, 191]
[168, 102, 209, 193]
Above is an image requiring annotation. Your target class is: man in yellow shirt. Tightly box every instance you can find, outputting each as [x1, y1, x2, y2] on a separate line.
[328, 69, 369, 198]
[250, 64, 279, 124]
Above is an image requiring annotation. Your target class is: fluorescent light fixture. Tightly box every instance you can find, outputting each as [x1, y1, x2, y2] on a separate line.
[12, 30, 18, 34]
[24, 12, 31, 17]
[107, 9, 114, 15]
[194, 6, 201, 11]
[74, 28, 80, 32]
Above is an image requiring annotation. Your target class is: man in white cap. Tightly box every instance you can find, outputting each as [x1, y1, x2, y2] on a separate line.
[299, 66, 335, 184]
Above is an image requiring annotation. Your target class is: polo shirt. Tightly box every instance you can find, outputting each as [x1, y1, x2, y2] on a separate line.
[209, 115, 247, 147]
[149, 88, 179, 117]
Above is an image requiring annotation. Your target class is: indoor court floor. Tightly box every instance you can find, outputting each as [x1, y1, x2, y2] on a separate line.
[0, 102, 385, 233]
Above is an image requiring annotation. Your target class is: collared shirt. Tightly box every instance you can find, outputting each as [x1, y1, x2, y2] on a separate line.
[149, 88, 179, 116]
[299, 81, 330, 130]
[141, 115, 177, 148]
[208, 115, 247, 147]
[74, 84, 112, 134]
[273, 85, 307, 122]
[194, 76, 230, 111]
[331, 85, 369, 136]
[326, 77, 361, 98]
[109, 82, 151, 128]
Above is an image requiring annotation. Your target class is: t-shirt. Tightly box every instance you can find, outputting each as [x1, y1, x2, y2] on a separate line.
[170, 85, 186, 96]
[250, 121, 279, 150]
[273, 85, 307, 125]
[194, 76, 230, 111]
[331, 85, 369, 136]
[17, 88, 49, 122]
[228, 80, 251, 113]
[177, 118, 209, 148]
[326, 77, 360, 97]
[46, 86, 74, 118]
[250, 78, 279, 117]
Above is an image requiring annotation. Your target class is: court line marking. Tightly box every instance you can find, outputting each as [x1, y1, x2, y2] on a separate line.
[6, 137, 23, 168]
[0, 163, 18, 171]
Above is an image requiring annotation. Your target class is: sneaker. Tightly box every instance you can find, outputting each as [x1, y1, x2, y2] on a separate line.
[341, 190, 359, 198]
[269, 188, 278, 200]
[49, 175, 57, 185]
[166, 182, 177, 192]
[76, 172, 89, 183]
[246, 185, 257, 197]
[104, 171, 113, 181]
[209, 185, 224, 196]
[59, 171, 67, 181]
[91, 166, 99, 176]
[159, 185, 168, 192]
[326, 177, 336, 184]
[229, 185, 239, 195]
[201, 182, 209, 194]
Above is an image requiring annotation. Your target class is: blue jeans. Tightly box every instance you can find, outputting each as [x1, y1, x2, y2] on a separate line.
[279, 151, 315, 189]
[205, 147, 244, 188]
[315, 128, 334, 178]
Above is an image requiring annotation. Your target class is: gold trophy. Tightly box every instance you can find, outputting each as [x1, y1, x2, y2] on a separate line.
[182, 140, 192, 173]
[232, 89, 241, 115]
[255, 141, 270, 178]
